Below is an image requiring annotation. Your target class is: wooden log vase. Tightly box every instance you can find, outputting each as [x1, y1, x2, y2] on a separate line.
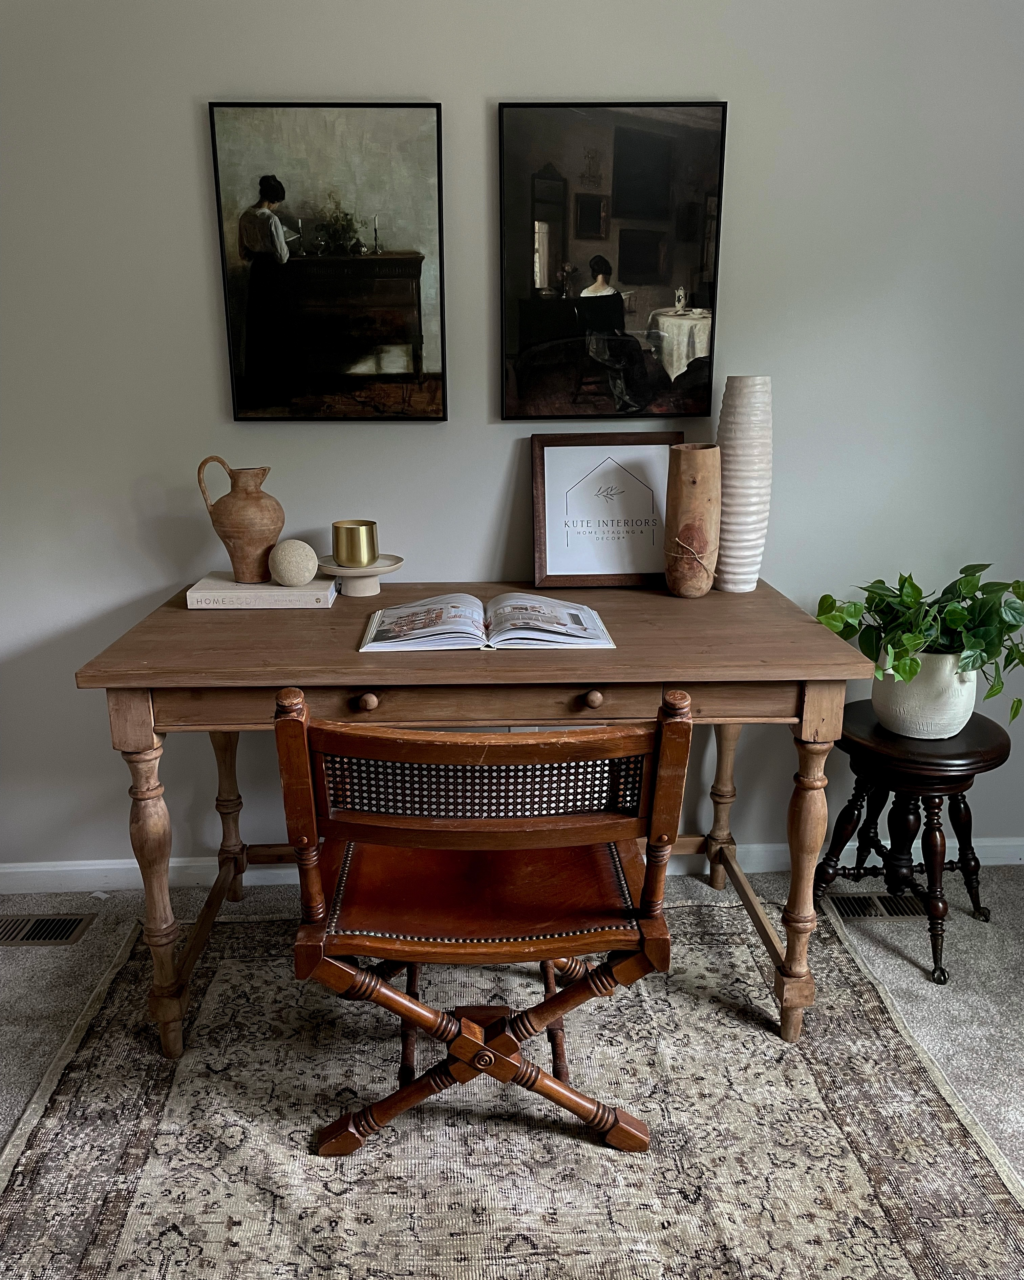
[664, 443, 721, 598]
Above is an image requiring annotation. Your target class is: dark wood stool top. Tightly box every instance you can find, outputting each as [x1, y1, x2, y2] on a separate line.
[817, 700, 1012, 986]
[837, 701, 1010, 780]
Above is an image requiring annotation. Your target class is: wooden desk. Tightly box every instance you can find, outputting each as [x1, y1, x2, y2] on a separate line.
[287, 252, 424, 380]
[76, 580, 872, 1057]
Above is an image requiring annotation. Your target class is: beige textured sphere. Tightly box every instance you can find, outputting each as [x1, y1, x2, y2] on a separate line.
[269, 539, 319, 587]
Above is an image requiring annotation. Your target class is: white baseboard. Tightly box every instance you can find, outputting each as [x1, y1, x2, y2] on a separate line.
[0, 857, 300, 895]
[667, 837, 1024, 876]
[0, 840, 1021, 895]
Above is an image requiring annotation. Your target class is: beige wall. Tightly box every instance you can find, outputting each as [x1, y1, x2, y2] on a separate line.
[2, 0, 1023, 876]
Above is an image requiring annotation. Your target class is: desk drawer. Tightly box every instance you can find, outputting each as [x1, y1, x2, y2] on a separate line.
[153, 684, 661, 730]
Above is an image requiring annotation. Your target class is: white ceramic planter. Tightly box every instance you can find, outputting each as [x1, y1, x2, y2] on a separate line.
[714, 375, 772, 593]
[871, 652, 977, 739]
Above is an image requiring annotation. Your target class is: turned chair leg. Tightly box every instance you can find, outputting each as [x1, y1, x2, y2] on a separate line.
[922, 796, 950, 984]
[511, 1058, 649, 1151]
[947, 791, 989, 921]
[319, 1061, 461, 1157]
[813, 774, 870, 905]
[540, 960, 569, 1083]
[399, 963, 422, 1088]
[310, 953, 650, 1157]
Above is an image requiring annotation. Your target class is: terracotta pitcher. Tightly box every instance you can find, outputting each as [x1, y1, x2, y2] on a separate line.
[198, 456, 285, 583]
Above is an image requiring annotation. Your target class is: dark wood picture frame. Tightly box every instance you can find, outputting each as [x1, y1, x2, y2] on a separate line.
[532, 431, 686, 588]
[500, 102, 726, 422]
[209, 101, 447, 423]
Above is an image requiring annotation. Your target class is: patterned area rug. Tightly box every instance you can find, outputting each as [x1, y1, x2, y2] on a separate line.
[1, 901, 1023, 1279]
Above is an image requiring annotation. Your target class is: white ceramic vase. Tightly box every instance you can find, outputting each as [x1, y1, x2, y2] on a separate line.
[714, 376, 772, 593]
[871, 652, 977, 739]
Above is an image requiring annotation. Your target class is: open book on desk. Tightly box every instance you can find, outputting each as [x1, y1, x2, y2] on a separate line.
[359, 592, 615, 652]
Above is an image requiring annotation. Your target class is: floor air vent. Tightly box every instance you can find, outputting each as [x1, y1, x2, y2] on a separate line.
[0, 914, 97, 946]
[829, 894, 928, 920]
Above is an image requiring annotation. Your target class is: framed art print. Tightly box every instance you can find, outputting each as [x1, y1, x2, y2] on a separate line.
[210, 102, 446, 421]
[500, 103, 726, 421]
[532, 432, 686, 587]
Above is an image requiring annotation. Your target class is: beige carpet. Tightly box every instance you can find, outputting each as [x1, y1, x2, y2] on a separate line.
[1, 904, 1023, 1279]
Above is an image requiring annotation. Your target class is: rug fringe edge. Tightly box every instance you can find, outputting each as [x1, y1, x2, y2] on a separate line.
[0, 920, 143, 1193]
[822, 898, 1024, 1212]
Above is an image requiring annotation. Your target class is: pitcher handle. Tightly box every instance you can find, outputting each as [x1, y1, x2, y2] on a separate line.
[198, 456, 232, 513]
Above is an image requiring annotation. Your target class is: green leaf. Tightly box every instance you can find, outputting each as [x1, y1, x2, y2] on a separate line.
[816, 595, 836, 619]
[943, 602, 970, 629]
[841, 601, 865, 623]
[984, 661, 1003, 700]
[900, 632, 925, 653]
[1011, 697, 1022, 723]
[1000, 598, 1024, 627]
[958, 563, 992, 576]
[981, 580, 1012, 596]
[819, 611, 848, 634]
[1012, 581, 1024, 602]
[958, 574, 981, 596]
[859, 627, 882, 662]
[892, 655, 922, 683]
[957, 648, 986, 672]
[900, 575, 923, 607]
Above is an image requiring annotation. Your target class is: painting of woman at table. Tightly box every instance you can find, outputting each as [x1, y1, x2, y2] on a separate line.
[210, 102, 447, 422]
[500, 102, 726, 421]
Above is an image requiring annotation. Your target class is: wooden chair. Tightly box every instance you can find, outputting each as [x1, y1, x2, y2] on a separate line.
[274, 686, 692, 1157]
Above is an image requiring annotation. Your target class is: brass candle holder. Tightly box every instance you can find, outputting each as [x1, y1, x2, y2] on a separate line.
[332, 520, 379, 569]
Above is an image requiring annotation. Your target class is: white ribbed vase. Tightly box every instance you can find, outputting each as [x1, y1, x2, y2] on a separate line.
[714, 375, 772, 593]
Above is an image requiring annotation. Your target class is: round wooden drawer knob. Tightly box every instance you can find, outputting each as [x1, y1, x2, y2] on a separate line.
[584, 689, 604, 709]
[358, 692, 379, 711]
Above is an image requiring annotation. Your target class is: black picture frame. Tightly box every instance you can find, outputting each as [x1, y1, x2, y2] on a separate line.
[500, 102, 726, 423]
[209, 102, 447, 422]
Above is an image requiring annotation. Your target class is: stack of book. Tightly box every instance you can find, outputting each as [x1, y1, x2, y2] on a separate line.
[186, 571, 337, 610]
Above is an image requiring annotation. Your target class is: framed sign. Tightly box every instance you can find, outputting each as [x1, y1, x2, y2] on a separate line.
[500, 102, 726, 421]
[210, 102, 446, 422]
[532, 432, 686, 587]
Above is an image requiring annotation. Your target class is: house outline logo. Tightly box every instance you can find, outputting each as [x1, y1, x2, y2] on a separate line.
[563, 458, 657, 549]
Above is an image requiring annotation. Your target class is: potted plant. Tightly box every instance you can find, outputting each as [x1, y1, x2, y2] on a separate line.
[817, 565, 1023, 738]
[312, 192, 361, 255]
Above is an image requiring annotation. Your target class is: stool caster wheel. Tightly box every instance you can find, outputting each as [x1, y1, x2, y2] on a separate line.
[931, 967, 949, 985]
[972, 907, 991, 922]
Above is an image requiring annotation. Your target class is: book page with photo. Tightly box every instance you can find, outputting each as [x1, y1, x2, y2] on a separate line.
[359, 592, 614, 652]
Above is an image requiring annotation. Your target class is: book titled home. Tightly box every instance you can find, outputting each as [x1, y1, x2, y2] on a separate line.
[187, 571, 338, 610]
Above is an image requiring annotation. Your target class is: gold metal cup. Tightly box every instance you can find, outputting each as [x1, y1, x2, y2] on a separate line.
[332, 520, 378, 568]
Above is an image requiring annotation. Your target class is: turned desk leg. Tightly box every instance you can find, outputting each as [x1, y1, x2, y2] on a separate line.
[122, 736, 185, 1057]
[707, 724, 742, 891]
[780, 736, 833, 1042]
[210, 731, 246, 902]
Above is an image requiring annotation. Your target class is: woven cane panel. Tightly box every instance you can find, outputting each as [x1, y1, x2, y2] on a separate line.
[322, 753, 645, 820]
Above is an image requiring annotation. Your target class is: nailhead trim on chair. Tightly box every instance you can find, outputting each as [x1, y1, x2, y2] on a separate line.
[325, 842, 639, 944]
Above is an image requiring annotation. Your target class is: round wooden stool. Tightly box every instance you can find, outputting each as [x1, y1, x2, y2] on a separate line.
[813, 700, 1011, 984]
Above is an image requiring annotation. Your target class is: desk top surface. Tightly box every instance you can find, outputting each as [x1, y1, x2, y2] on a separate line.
[76, 580, 873, 690]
